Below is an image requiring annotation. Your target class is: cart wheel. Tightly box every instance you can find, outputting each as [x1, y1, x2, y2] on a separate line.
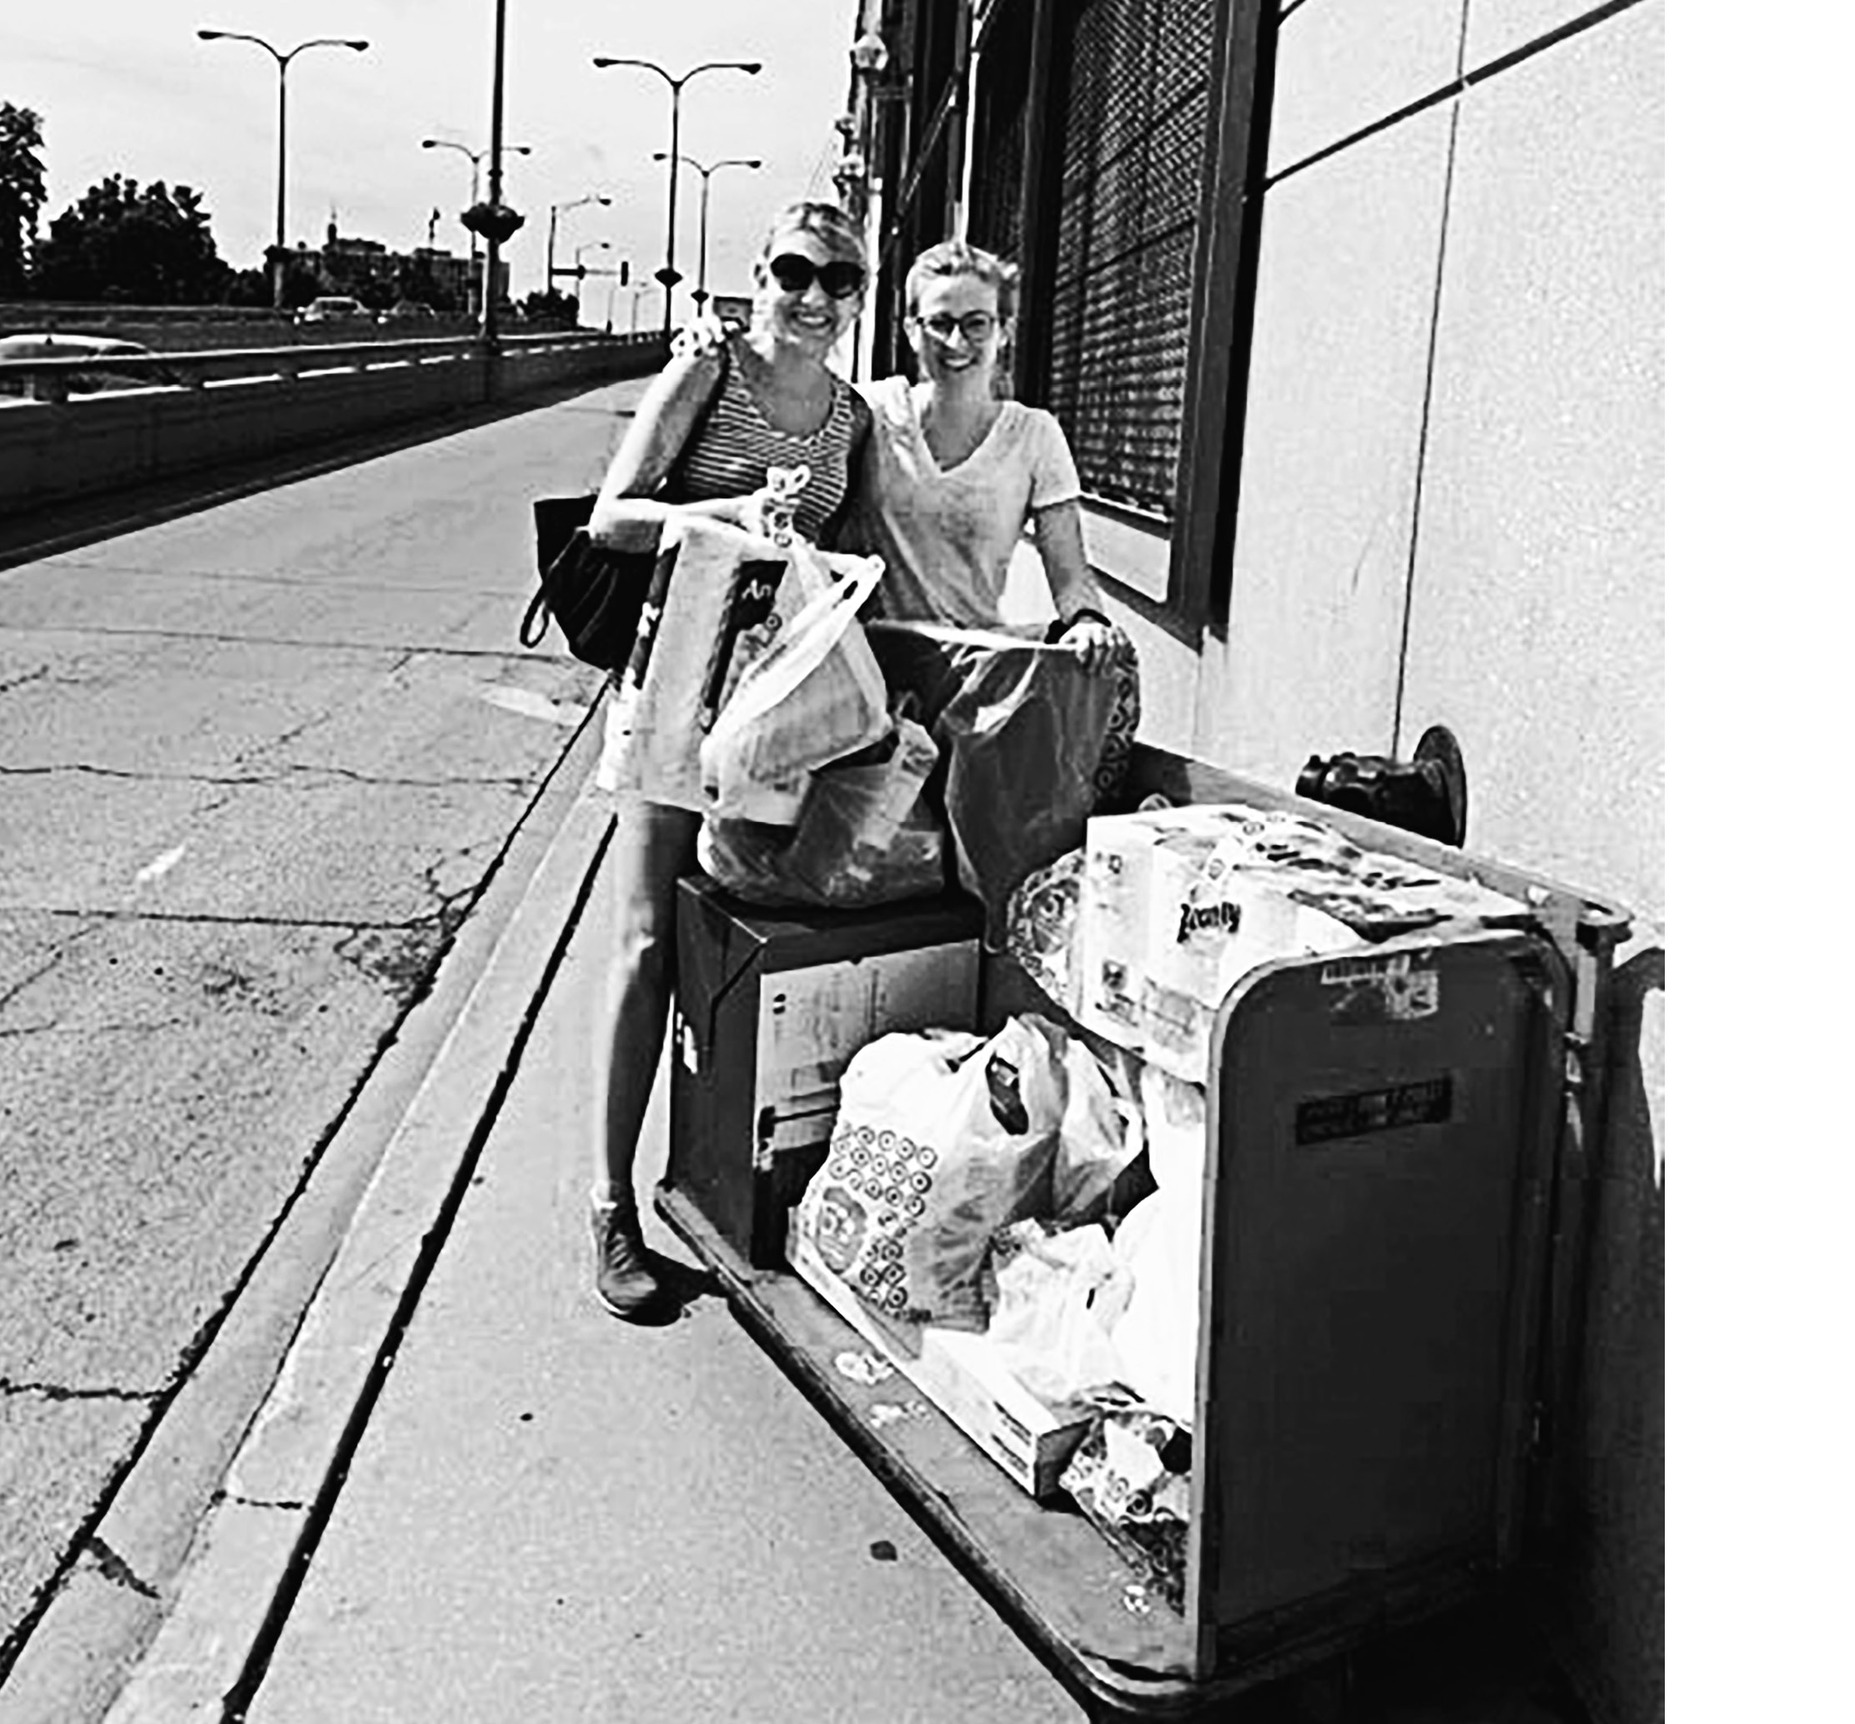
[1414, 723, 1468, 846]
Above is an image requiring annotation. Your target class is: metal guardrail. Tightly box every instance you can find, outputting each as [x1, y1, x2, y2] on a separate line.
[0, 330, 661, 405]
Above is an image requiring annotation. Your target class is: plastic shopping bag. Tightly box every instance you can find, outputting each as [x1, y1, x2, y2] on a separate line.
[867, 620, 1139, 948]
[792, 1015, 1070, 1331]
[699, 548, 890, 823]
[696, 715, 949, 910]
[1059, 1401, 1193, 1614]
[984, 1219, 1132, 1409]
[604, 513, 833, 811]
[1104, 1064, 1208, 1428]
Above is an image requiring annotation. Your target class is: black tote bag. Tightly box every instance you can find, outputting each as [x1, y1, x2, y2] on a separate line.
[519, 497, 656, 672]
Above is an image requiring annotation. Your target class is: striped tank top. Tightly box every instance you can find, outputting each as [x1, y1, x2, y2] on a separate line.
[661, 336, 860, 542]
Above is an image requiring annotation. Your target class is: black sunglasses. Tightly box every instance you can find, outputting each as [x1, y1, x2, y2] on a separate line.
[767, 253, 867, 299]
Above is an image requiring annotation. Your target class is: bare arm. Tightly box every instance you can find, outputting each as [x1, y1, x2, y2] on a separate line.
[588, 346, 756, 537]
[1032, 499, 1118, 672]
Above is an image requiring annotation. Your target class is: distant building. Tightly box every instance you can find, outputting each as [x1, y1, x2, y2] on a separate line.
[282, 221, 509, 312]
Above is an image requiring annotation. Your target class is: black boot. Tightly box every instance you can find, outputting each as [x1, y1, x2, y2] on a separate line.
[590, 1195, 676, 1324]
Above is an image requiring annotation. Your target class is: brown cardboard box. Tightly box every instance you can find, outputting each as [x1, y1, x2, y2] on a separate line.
[668, 875, 984, 1267]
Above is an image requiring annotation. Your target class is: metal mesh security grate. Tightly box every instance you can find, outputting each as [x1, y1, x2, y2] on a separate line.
[1045, 0, 1218, 518]
[967, 2, 1033, 264]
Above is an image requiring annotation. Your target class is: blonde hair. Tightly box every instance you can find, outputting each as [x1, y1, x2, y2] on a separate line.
[904, 239, 1019, 321]
[757, 201, 868, 268]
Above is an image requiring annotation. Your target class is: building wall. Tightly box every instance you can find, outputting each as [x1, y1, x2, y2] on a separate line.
[1101, 5, 1662, 1719]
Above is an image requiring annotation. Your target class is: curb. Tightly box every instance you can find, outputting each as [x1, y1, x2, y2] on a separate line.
[5, 728, 615, 1724]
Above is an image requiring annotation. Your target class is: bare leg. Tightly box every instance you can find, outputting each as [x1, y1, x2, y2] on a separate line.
[592, 796, 699, 1318]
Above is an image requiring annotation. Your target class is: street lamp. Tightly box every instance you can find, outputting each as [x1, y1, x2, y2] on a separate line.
[196, 28, 369, 309]
[590, 55, 761, 337]
[651, 153, 760, 312]
[423, 137, 533, 316]
[547, 193, 614, 303]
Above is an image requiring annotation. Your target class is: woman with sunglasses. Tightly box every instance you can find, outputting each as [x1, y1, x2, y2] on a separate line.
[584, 201, 870, 1323]
[851, 239, 1118, 671]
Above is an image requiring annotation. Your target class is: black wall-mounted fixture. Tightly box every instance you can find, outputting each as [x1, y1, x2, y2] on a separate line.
[1297, 725, 1468, 847]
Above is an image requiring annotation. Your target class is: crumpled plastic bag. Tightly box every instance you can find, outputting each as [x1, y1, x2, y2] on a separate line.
[1104, 1064, 1207, 1428]
[1050, 1021, 1144, 1225]
[792, 1016, 1070, 1331]
[984, 1219, 1133, 1409]
[697, 714, 948, 910]
[1059, 1400, 1194, 1614]
[867, 620, 1138, 948]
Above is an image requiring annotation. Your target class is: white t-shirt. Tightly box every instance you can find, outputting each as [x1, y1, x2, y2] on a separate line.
[850, 375, 1082, 626]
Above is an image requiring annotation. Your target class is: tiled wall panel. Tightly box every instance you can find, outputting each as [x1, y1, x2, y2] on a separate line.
[1267, 0, 1465, 177]
[1194, 106, 1456, 783]
[1463, 0, 1608, 69]
[1400, 0, 1663, 922]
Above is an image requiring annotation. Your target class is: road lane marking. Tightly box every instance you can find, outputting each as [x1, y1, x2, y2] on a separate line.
[134, 844, 187, 884]
[477, 686, 589, 726]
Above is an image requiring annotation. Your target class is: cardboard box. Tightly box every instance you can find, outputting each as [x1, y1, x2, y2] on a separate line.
[788, 1223, 1094, 1499]
[669, 875, 983, 1268]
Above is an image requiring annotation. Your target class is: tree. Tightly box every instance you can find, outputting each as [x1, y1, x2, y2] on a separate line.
[520, 287, 577, 327]
[0, 102, 47, 296]
[33, 175, 231, 304]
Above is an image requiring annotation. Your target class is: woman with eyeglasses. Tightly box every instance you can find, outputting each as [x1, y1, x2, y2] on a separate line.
[584, 201, 871, 1323]
[851, 239, 1118, 671]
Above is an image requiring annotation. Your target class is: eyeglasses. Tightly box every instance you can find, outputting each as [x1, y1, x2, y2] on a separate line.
[915, 311, 1000, 344]
[767, 253, 867, 299]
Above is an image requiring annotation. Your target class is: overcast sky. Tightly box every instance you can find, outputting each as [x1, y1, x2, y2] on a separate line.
[1, 0, 863, 306]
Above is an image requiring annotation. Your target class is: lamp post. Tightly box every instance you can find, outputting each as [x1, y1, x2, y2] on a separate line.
[197, 28, 369, 309]
[423, 137, 532, 316]
[547, 193, 614, 304]
[650, 153, 760, 313]
[590, 56, 761, 337]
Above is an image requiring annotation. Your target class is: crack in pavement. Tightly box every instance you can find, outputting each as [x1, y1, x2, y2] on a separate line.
[0, 761, 535, 791]
[84, 1537, 160, 1601]
[0, 918, 101, 1014]
[0, 1016, 190, 1039]
[0, 666, 54, 698]
[23, 559, 517, 598]
[21, 907, 447, 932]
[0, 621, 559, 663]
[0, 1377, 163, 1404]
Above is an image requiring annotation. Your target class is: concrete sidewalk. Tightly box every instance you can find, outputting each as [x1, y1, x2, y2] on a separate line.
[227, 814, 1087, 1724]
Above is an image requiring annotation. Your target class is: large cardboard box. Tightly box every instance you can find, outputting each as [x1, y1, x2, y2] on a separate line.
[787, 1223, 1093, 1499]
[669, 875, 983, 1268]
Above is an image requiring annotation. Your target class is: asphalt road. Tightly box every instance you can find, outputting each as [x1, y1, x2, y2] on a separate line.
[0, 379, 641, 1661]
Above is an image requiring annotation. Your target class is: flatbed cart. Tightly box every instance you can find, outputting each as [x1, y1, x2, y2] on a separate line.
[656, 746, 1632, 1721]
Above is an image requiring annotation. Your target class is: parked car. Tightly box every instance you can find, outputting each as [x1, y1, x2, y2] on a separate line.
[296, 296, 370, 326]
[377, 300, 436, 325]
[0, 332, 153, 362]
[0, 332, 176, 396]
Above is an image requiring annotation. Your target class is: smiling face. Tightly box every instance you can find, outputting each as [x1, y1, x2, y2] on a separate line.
[752, 224, 866, 358]
[906, 272, 1009, 390]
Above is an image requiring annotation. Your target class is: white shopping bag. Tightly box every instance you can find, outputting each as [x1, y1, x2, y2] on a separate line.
[698, 550, 890, 823]
[602, 516, 857, 811]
